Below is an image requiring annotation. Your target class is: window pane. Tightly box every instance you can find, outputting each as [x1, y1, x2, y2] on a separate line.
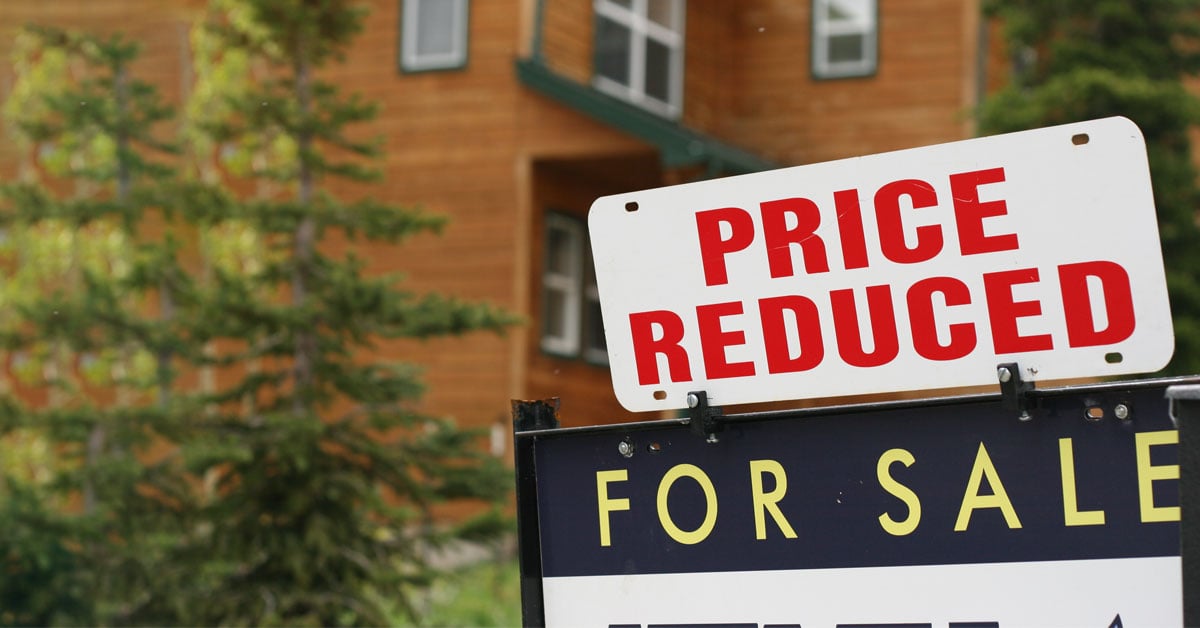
[828, 33, 865, 63]
[546, 226, 574, 275]
[543, 289, 568, 339]
[416, 0, 457, 57]
[814, 0, 875, 78]
[644, 37, 671, 103]
[826, 0, 868, 22]
[647, 0, 677, 29]
[596, 16, 631, 86]
[584, 297, 607, 354]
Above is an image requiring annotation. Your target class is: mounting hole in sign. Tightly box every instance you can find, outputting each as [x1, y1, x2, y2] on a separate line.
[1086, 406, 1105, 421]
[1105, 352, 1123, 364]
[625, 201, 639, 212]
[653, 390, 667, 400]
[1072, 133, 1090, 145]
[648, 442, 662, 453]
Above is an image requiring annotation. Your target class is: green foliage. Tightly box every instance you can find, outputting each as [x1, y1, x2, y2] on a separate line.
[166, 6, 515, 622]
[979, 0, 1200, 374]
[0, 25, 190, 626]
[0, 484, 95, 627]
[0, 2, 516, 625]
[387, 558, 521, 628]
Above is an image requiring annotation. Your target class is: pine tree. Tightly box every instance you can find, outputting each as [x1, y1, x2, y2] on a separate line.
[0, 3, 516, 623]
[0, 27, 195, 625]
[169, 0, 517, 624]
[978, 0, 1200, 374]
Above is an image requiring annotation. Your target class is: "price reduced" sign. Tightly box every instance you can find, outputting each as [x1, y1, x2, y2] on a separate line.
[588, 117, 1173, 412]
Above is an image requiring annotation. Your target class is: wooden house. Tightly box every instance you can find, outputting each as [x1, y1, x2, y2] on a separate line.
[0, 0, 997, 447]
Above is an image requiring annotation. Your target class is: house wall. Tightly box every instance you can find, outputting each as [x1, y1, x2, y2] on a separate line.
[0, 0, 1013, 432]
[0, 0, 535, 441]
[536, 0, 984, 168]
[0, 0, 680, 435]
[0, 1, 200, 173]
[721, 0, 984, 166]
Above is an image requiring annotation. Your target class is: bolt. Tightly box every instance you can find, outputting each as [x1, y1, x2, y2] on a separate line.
[618, 440, 634, 458]
[1114, 404, 1131, 420]
[1019, 410, 1032, 422]
[997, 367, 1012, 383]
[687, 393, 700, 408]
[706, 433, 719, 444]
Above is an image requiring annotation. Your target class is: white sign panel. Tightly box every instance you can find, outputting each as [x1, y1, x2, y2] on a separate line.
[544, 559, 1181, 627]
[590, 117, 1173, 411]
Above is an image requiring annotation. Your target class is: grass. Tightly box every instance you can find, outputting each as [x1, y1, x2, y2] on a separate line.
[391, 557, 522, 627]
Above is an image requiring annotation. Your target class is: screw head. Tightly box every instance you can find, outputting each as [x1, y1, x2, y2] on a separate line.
[1114, 404, 1131, 420]
[1018, 410, 1032, 422]
[997, 367, 1012, 383]
[705, 433, 719, 444]
[687, 393, 700, 408]
[618, 440, 634, 458]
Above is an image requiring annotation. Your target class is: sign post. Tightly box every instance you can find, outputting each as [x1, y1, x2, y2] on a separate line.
[1165, 385, 1200, 624]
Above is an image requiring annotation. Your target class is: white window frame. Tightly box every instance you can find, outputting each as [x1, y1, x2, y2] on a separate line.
[400, 0, 469, 72]
[541, 213, 608, 364]
[592, 0, 686, 118]
[812, 0, 877, 79]
[541, 213, 584, 356]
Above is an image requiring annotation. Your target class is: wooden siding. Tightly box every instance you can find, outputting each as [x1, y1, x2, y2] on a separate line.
[0, 1, 202, 168]
[538, 0, 594, 85]
[0, 0, 533, 440]
[720, 0, 984, 166]
[533, 0, 984, 168]
[0, 0, 672, 436]
[680, 1, 739, 135]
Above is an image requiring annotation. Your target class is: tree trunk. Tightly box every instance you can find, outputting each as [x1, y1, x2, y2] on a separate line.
[291, 39, 315, 416]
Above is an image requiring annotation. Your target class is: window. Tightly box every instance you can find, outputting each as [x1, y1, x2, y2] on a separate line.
[812, 0, 877, 79]
[593, 0, 685, 118]
[542, 213, 607, 364]
[400, 0, 469, 72]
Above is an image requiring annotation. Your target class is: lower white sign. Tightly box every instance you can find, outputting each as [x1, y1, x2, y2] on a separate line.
[589, 117, 1174, 411]
[545, 558, 1180, 627]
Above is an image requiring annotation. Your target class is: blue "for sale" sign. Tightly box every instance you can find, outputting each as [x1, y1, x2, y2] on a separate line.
[522, 379, 1183, 627]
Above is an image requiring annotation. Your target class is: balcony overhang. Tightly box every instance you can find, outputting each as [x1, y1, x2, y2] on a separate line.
[515, 58, 778, 176]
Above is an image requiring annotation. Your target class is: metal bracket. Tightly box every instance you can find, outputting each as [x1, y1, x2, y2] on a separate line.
[1167, 384, 1200, 428]
[997, 363, 1035, 421]
[512, 398, 561, 432]
[686, 390, 724, 443]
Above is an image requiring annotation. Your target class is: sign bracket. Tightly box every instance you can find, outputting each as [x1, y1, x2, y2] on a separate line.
[997, 362, 1036, 421]
[686, 390, 724, 443]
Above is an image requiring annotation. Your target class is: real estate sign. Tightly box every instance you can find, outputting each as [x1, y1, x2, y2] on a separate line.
[527, 380, 1181, 627]
[589, 117, 1174, 412]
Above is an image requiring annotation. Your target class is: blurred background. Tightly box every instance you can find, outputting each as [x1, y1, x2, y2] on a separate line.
[0, 0, 1198, 625]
